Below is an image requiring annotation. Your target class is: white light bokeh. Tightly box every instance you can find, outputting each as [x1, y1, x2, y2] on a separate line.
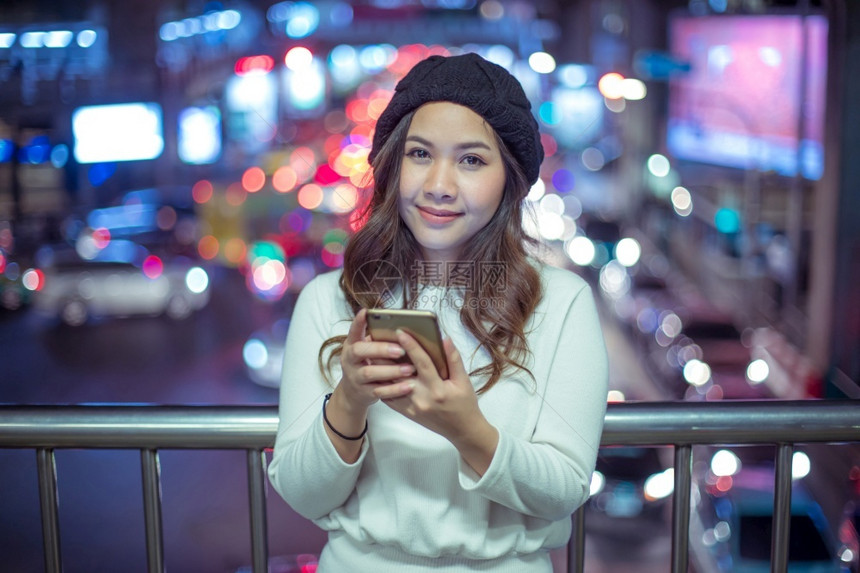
[185, 267, 209, 294]
[671, 186, 693, 216]
[621, 78, 647, 100]
[710, 449, 741, 477]
[746, 358, 769, 384]
[528, 51, 556, 74]
[683, 358, 712, 386]
[615, 237, 641, 267]
[644, 468, 674, 500]
[566, 236, 596, 266]
[792, 451, 811, 480]
[647, 154, 671, 177]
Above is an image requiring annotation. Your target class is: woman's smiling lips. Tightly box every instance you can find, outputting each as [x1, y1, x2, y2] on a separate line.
[417, 206, 463, 224]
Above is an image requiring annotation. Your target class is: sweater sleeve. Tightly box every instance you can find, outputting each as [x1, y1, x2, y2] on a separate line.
[457, 279, 609, 521]
[267, 274, 368, 520]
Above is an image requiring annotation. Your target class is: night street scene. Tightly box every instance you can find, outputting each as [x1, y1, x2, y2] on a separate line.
[1, 0, 858, 572]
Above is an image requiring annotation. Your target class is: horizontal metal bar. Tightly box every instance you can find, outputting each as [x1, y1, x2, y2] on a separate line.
[0, 400, 858, 450]
[600, 400, 860, 445]
[0, 405, 279, 449]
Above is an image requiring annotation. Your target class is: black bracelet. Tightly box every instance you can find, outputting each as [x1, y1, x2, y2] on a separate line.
[322, 393, 368, 441]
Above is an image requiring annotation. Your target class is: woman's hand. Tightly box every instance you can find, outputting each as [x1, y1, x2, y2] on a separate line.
[337, 309, 417, 409]
[325, 309, 416, 461]
[380, 330, 499, 476]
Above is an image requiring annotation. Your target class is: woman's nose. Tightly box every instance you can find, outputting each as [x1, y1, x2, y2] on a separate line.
[423, 161, 457, 200]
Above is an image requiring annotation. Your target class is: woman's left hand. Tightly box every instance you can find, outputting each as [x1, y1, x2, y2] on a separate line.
[377, 330, 499, 475]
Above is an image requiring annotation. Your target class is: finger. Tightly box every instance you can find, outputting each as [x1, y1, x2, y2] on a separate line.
[350, 339, 407, 363]
[396, 329, 441, 380]
[345, 308, 368, 345]
[373, 380, 416, 400]
[443, 337, 466, 381]
[355, 363, 415, 385]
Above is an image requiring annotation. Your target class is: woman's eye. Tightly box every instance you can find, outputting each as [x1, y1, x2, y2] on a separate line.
[462, 155, 485, 167]
[406, 148, 430, 159]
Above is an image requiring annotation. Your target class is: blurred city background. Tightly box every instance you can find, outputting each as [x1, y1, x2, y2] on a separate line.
[0, 0, 858, 571]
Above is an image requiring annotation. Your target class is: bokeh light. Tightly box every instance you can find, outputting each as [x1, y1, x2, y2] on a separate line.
[746, 358, 769, 384]
[297, 184, 324, 210]
[185, 267, 209, 294]
[528, 51, 556, 74]
[615, 237, 642, 267]
[142, 255, 164, 279]
[683, 358, 712, 386]
[192, 180, 214, 203]
[647, 154, 671, 177]
[566, 236, 596, 266]
[284, 46, 313, 70]
[711, 449, 741, 477]
[598, 72, 625, 99]
[198, 235, 219, 260]
[242, 166, 266, 192]
[224, 237, 248, 265]
[272, 166, 298, 192]
[793, 451, 811, 479]
[671, 186, 692, 216]
[21, 268, 45, 291]
[551, 169, 575, 193]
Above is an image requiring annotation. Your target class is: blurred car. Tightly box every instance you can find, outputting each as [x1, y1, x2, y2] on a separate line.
[74, 185, 200, 257]
[586, 446, 674, 542]
[32, 249, 210, 326]
[242, 318, 289, 388]
[694, 458, 848, 573]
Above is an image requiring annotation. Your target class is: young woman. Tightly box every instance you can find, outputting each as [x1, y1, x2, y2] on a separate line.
[269, 52, 609, 572]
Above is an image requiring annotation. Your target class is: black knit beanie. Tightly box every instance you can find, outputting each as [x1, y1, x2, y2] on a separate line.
[369, 52, 544, 186]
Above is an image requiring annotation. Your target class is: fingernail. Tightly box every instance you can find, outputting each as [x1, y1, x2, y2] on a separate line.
[400, 364, 414, 375]
[389, 345, 405, 357]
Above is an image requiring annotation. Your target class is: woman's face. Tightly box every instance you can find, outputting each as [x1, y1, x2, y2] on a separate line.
[397, 101, 506, 264]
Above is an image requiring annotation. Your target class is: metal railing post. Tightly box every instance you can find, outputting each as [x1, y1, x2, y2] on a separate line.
[36, 447, 62, 573]
[141, 448, 165, 573]
[671, 444, 692, 573]
[771, 443, 794, 573]
[568, 505, 586, 573]
[247, 448, 269, 573]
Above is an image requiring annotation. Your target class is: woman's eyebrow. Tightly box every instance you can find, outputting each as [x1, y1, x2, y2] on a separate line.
[405, 134, 493, 151]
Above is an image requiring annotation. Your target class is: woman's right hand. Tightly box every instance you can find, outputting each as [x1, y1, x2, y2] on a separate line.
[324, 309, 416, 460]
[337, 308, 417, 408]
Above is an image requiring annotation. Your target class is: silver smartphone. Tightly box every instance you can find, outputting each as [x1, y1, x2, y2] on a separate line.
[366, 308, 449, 379]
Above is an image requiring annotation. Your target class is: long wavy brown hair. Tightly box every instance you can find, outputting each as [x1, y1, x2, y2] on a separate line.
[319, 109, 543, 393]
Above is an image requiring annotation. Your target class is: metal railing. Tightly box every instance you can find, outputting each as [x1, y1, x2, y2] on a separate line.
[1, 400, 858, 573]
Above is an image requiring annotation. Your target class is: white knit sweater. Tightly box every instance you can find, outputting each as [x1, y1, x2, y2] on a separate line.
[268, 263, 609, 571]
